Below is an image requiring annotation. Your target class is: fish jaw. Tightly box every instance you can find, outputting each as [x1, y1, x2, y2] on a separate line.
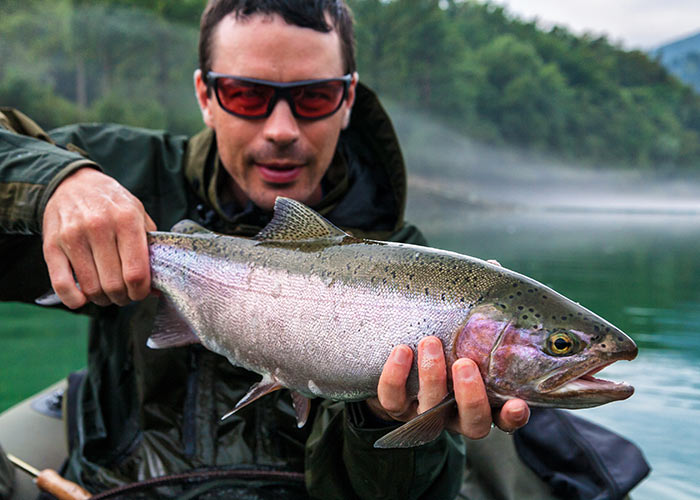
[535, 362, 635, 408]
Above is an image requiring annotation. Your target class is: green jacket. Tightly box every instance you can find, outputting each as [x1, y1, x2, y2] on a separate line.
[0, 84, 466, 499]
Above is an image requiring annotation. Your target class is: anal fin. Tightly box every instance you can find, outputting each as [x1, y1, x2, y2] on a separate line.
[373, 394, 456, 448]
[291, 391, 312, 428]
[221, 374, 283, 421]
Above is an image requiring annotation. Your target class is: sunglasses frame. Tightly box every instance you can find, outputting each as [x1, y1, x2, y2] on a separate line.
[206, 71, 353, 120]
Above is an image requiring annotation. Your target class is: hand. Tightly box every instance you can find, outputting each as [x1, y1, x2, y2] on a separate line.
[366, 336, 530, 439]
[42, 167, 157, 308]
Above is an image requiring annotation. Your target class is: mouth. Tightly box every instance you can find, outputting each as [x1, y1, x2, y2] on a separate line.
[255, 162, 304, 184]
[542, 362, 635, 407]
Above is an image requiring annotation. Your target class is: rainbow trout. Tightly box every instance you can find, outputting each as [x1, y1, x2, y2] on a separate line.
[146, 197, 637, 448]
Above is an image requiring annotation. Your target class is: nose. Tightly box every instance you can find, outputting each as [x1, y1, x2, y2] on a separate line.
[262, 99, 300, 146]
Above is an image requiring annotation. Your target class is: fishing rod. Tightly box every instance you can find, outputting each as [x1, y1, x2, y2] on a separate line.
[6, 453, 91, 500]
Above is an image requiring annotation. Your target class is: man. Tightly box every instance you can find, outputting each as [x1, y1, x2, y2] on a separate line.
[0, 0, 536, 497]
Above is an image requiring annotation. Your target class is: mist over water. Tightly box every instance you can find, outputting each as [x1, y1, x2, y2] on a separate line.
[389, 104, 700, 217]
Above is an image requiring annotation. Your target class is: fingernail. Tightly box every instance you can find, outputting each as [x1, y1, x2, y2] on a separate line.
[456, 361, 476, 380]
[393, 346, 410, 365]
[512, 405, 530, 424]
[424, 338, 442, 357]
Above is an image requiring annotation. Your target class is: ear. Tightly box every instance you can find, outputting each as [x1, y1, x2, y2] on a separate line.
[194, 69, 215, 129]
[341, 72, 359, 130]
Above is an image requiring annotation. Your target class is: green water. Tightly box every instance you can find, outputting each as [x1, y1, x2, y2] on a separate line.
[1, 208, 698, 498]
[0, 304, 88, 410]
[408, 206, 700, 500]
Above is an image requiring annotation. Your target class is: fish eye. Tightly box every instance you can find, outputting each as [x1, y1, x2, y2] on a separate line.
[546, 331, 578, 356]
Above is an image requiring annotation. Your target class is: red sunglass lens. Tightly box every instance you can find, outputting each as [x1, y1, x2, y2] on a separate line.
[216, 79, 273, 116]
[292, 81, 345, 118]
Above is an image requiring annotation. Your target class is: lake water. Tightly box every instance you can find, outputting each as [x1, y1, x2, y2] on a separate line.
[405, 197, 700, 500]
[1, 189, 698, 499]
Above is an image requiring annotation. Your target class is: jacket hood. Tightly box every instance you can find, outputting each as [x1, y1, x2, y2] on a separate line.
[183, 82, 407, 239]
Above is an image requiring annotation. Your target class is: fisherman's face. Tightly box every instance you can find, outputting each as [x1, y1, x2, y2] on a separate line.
[195, 13, 356, 211]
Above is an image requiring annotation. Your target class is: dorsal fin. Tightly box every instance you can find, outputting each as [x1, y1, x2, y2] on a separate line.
[170, 219, 215, 235]
[254, 197, 348, 241]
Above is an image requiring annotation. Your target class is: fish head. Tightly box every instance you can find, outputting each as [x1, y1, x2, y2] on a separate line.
[453, 278, 637, 409]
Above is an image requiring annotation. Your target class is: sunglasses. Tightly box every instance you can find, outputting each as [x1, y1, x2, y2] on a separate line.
[206, 71, 352, 120]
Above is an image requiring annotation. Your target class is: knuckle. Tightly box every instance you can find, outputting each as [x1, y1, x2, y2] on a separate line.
[80, 281, 102, 298]
[52, 278, 75, 297]
[102, 279, 126, 298]
[123, 264, 149, 286]
[422, 370, 447, 385]
[60, 222, 84, 245]
[84, 214, 107, 233]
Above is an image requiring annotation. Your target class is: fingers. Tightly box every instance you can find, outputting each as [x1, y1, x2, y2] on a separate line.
[117, 213, 154, 303]
[42, 168, 154, 308]
[374, 345, 414, 419]
[43, 241, 87, 309]
[451, 358, 493, 439]
[416, 337, 448, 414]
[494, 398, 530, 433]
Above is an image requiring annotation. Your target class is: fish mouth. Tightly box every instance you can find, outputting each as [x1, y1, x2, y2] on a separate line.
[537, 362, 634, 408]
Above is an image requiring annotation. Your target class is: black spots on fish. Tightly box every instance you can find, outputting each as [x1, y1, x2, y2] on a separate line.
[509, 295, 514, 299]
[601, 343, 607, 348]
[522, 315, 529, 320]
[561, 316, 567, 321]
[516, 291, 522, 296]
[441, 293, 446, 301]
[517, 305, 524, 311]
[460, 297, 465, 303]
[535, 313, 541, 319]
[617, 336, 624, 342]
[497, 303, 507, 310]
[528, 308, 534, 313]
[527, 289, 535, 293]
[391, 271, 397, 279]
[425, 288, 430, 296]
[542, 295, 548, 300]
[605, 327, 611, 333]
[594, 325, 600, 332]
[512, 283, 518, 288]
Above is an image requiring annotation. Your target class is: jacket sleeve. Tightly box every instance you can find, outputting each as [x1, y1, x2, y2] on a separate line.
[305, 222, 466, 500]
[0, 108, 100, 235]
[0, 109, 101, 303]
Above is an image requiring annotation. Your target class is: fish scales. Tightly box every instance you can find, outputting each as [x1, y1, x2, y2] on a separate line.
[149, 232, 500, 399]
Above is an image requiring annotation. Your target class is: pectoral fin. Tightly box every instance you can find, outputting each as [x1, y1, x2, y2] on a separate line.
[373, 395, 456, 448]
[146, 296, 201, 348]
[221, 374, 283, 421]
[291, 391, 312, 428]
[35, 290, 62, 306]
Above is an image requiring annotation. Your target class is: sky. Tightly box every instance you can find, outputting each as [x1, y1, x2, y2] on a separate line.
[492, 0, 700, 50]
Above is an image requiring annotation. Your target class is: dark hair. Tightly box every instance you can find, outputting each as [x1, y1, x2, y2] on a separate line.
[199, 0, 355, 85]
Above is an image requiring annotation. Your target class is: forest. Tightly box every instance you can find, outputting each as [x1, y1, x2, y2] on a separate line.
[2, 0, 699, 170]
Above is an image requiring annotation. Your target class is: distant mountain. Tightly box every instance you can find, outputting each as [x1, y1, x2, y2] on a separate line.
[652, 32, 700, 92]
